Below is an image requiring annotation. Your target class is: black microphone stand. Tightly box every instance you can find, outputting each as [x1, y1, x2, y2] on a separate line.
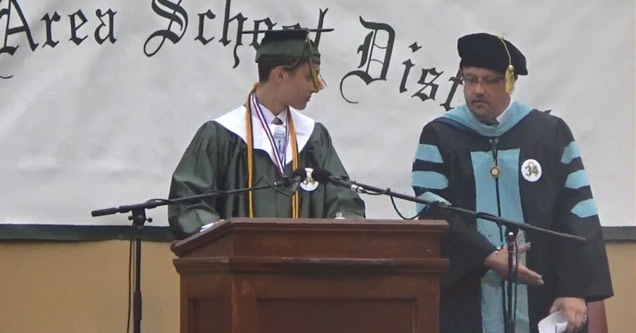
[505, 228, 518, 333]
[90, 183, 288, 333]
[323, 174, 585, 333]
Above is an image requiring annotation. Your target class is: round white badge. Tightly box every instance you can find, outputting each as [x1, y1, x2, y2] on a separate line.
[521, 159, 542, 182]
[299, 168, 320, 192]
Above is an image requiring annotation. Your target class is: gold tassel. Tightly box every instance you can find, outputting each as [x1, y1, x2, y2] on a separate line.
[505, 65, 515, 94]
[310, 65, 326, 91]
[283, 35, 325, 92]
[499, 34, 515, 94]
[307, 37, 325, 91]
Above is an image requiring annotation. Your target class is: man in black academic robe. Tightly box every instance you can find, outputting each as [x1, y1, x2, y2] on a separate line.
[411, 33, 612, 333]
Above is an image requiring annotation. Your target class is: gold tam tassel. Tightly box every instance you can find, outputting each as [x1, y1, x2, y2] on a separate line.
[499, 34, 515, 94]
[505, 64, 515, 94]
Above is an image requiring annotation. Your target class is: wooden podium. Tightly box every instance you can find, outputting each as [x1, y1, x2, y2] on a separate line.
[171, 218, 448, 333]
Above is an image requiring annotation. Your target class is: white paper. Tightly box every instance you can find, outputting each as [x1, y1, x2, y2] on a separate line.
[199, 221, 220, 232]
[538, 310, 568, 333]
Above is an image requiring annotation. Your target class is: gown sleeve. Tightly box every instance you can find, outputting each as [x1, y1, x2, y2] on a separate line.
[412, 122, 496, 286]
[168, 121, 222, 239]
[551, 117, 613, 301]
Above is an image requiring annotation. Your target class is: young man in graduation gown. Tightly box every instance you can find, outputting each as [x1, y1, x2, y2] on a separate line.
[411, 33, 612, 333]
[169, 29, 365, 240]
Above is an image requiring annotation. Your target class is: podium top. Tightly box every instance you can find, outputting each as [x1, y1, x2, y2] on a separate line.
[171, 218, 448, 260]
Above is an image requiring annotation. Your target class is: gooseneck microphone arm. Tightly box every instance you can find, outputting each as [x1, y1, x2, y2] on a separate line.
[91, 180, 300, 217]
[310, 168, 585, 242]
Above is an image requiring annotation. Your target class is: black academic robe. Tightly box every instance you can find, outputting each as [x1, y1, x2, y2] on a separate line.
[411, 101, 612, 333]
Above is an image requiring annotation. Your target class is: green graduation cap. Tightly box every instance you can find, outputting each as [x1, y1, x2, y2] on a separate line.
[254, 29, 322, 64]
[246, 28, 332, 90]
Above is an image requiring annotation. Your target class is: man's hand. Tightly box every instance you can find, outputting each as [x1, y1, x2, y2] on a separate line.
[550, 297, 587, 332]
[483, 243, 543, 286]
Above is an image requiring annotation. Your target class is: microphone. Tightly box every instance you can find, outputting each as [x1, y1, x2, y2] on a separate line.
[288, 168, 306, 193]
[274, 168, 307, 192]
[311, 168, 366, 193]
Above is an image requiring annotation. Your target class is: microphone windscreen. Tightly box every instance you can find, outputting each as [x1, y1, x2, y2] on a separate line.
[311, 168, 332, 183]
[291, 168, 307, 179]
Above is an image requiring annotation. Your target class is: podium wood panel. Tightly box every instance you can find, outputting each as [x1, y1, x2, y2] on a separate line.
[172, 218, 448, 333]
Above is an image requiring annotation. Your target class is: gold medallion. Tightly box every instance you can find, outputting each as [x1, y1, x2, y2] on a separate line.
[490, 166, 500, 178]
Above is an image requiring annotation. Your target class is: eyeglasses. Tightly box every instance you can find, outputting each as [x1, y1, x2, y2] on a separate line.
[462, 75, 504, 87]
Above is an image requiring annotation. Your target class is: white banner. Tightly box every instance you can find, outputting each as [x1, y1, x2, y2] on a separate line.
[1, 0, 634, 230]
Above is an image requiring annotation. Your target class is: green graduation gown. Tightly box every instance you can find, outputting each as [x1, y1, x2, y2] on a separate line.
[168, 105, 365, 239]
